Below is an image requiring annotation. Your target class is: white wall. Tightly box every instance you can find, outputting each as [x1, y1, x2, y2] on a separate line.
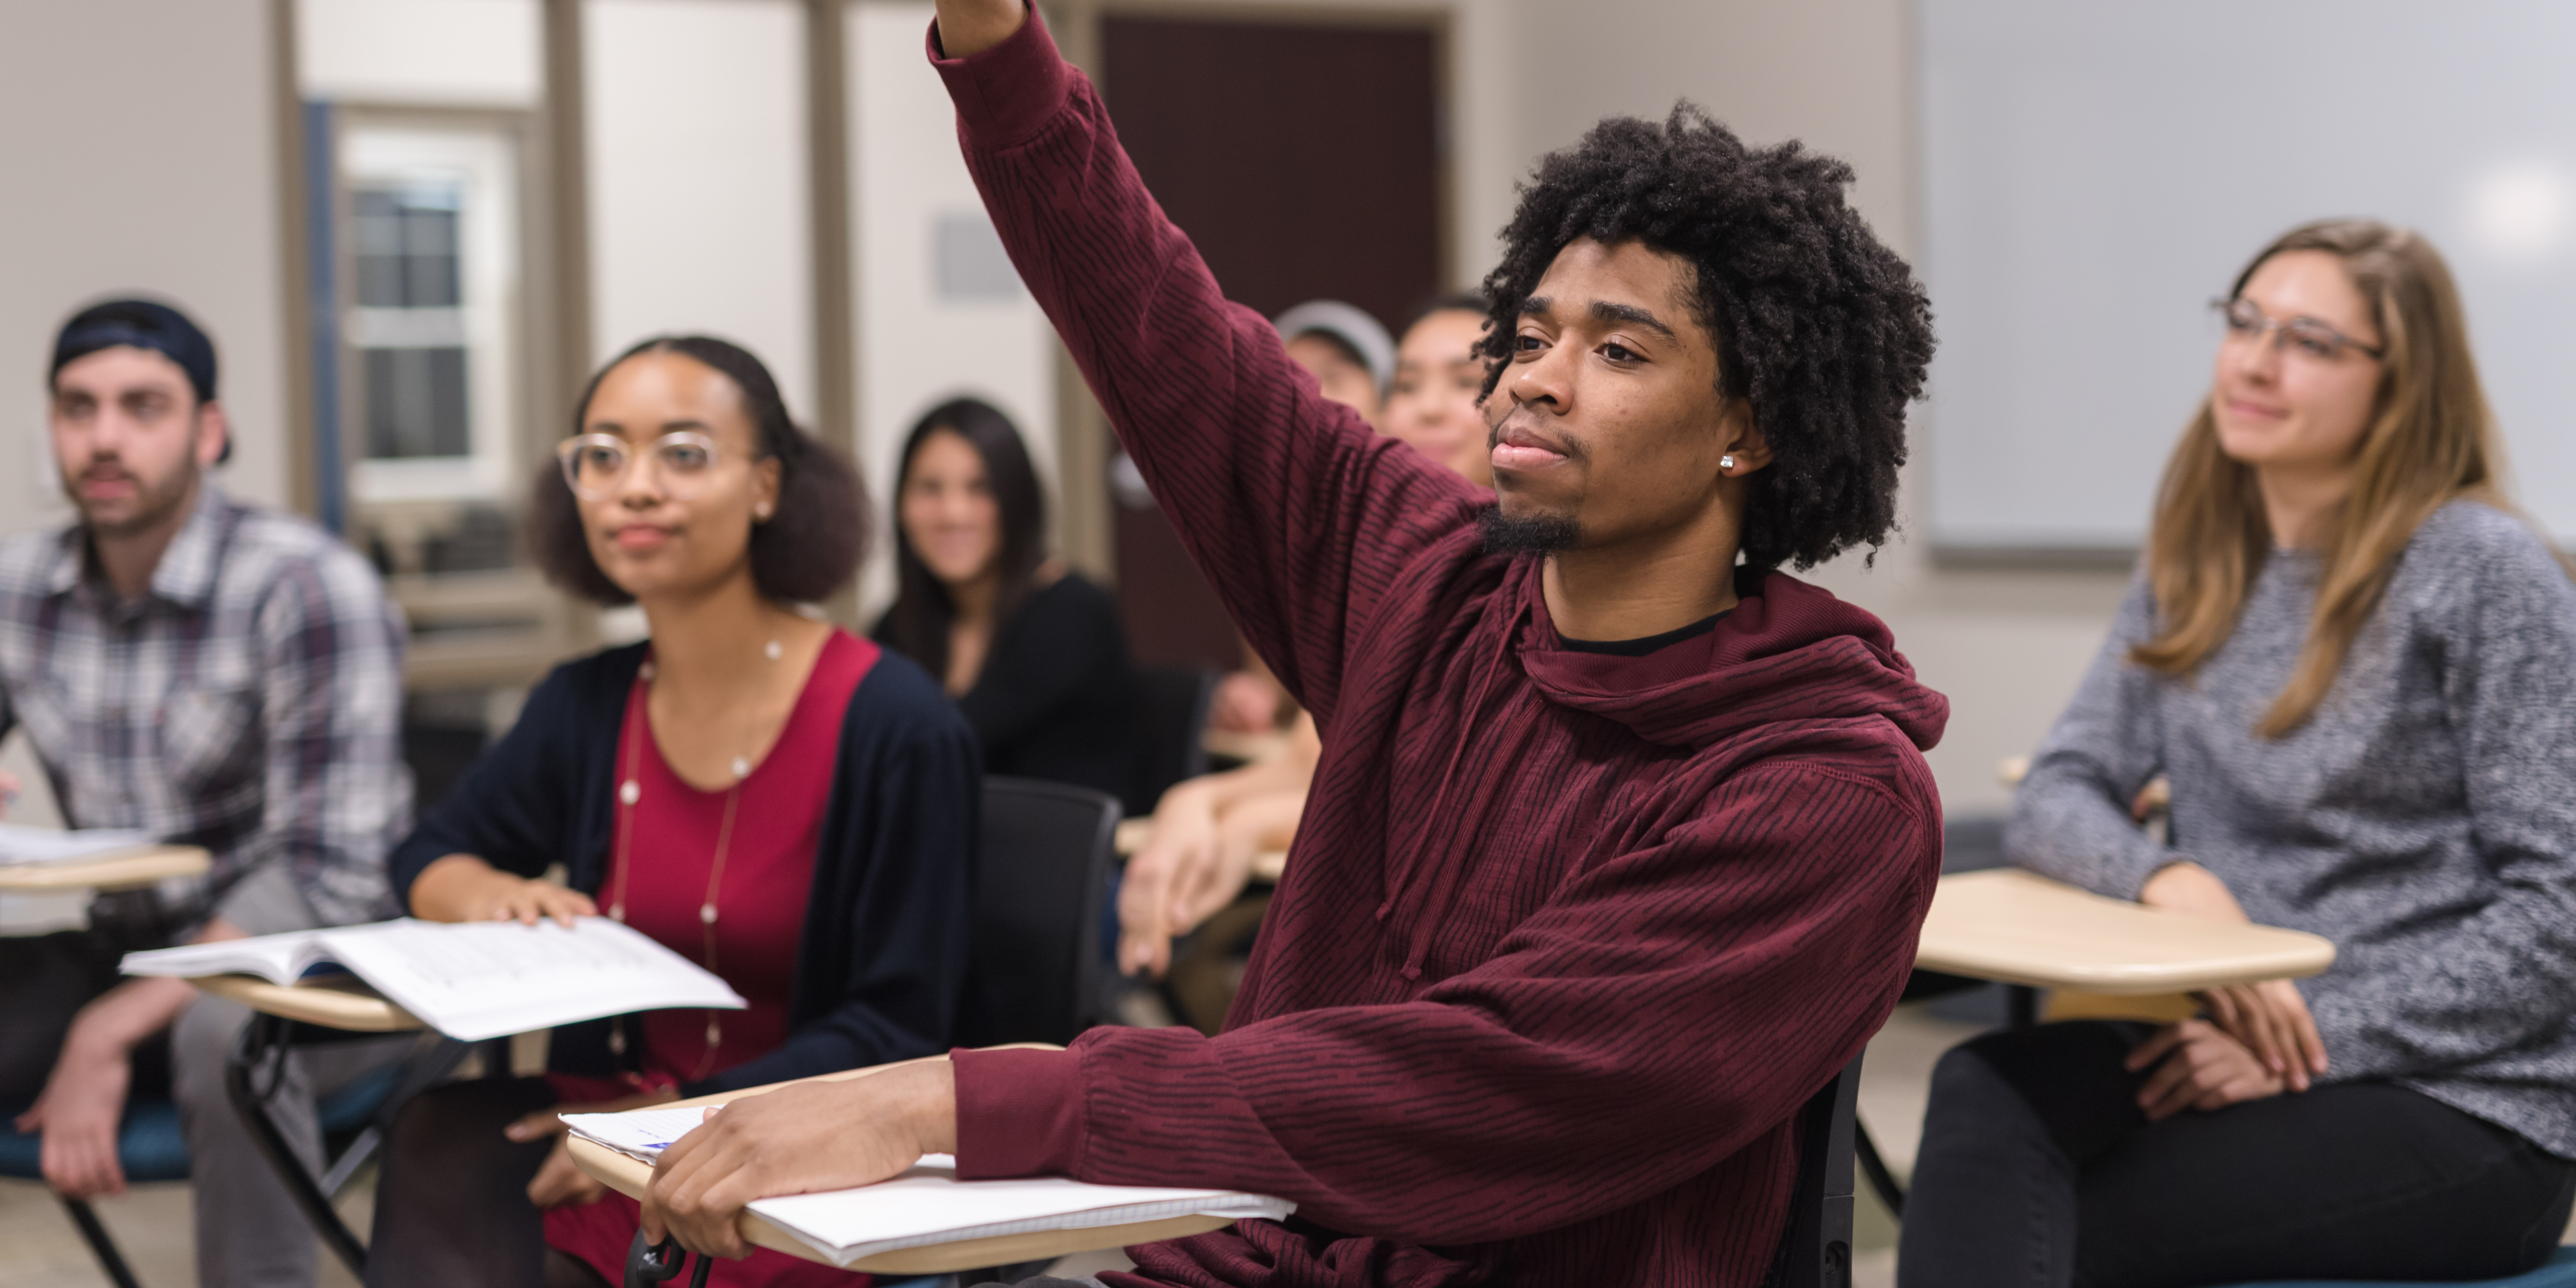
[0, 0, 294, 534]
[300, 0, 541, 107]
[849, 1, 1062, 617]
[586, 0, 817, 415]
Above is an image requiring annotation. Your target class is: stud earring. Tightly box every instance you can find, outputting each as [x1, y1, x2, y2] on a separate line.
[1720, 454, 1736, 471]
[754, 504, 774, 520]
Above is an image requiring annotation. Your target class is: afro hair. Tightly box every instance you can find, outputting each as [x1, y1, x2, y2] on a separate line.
[1477, 104, 1935, 571]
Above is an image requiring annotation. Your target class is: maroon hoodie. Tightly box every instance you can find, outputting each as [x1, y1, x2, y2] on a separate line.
[936, 13, 1949, 1287]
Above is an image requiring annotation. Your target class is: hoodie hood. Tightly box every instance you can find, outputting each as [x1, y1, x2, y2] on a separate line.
[1514, 564, 1948, 754]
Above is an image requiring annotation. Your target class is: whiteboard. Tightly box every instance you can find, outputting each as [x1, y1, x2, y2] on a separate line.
[1920, 0, 2576, 554]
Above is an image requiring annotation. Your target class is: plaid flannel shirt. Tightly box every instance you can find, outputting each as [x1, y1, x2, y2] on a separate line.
[0, 486, 409, 932]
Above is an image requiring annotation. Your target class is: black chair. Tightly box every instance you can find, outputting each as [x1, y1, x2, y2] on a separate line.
[1768, 1054, 1865, 1288]
[954, 776, 1122, 1048]
[1127, 666, 1217, 817]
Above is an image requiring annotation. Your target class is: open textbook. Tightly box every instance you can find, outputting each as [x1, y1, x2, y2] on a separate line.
[561, 1106, 1294, 1267]
[123, 917, 745, 1042]
[0, 823, 160, 865]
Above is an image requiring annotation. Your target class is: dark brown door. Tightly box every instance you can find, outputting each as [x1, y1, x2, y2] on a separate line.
[1099, 14, 1445, 669]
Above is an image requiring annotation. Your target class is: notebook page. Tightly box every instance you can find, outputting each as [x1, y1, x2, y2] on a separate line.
[746, 1156, 1295, 1266]
[559, 1106, 714, 1162]
[316, 917, 746, 1041]
[123, 931, 331, 986]
[0, 824, 159, 866]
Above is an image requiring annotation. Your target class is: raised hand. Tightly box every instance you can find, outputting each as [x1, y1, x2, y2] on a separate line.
[933, 0, 1026, 58]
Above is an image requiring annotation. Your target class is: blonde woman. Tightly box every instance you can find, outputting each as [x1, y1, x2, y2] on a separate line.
[1902, 222, 2576, 1285]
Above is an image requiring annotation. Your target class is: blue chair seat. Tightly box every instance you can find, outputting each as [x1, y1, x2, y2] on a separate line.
[2228, 1246, 2576, 1288]
[0, 1098, 192, 1184]
[0, 1062, 402, 1193]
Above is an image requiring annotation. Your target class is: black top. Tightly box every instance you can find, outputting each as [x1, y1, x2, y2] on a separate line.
[388, 640, 980, 1096]
[875, 573, 1140, 806]
[1556, 609, 1731, 657]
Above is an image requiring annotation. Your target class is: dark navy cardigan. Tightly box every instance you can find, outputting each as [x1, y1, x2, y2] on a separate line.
[388, 640, 980, 1096]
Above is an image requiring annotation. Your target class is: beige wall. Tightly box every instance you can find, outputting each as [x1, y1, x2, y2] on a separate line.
[0, 0, 295, 537]
[1494, 0, 2129, 817]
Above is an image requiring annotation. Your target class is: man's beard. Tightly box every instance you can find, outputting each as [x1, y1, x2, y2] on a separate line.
[1476, 502, 1582, 556]
[68, 458, 198, 539]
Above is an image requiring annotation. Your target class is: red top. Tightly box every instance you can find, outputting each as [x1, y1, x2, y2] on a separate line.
[933, 12, 1951, 1288]
[547, 629, 879, 1288]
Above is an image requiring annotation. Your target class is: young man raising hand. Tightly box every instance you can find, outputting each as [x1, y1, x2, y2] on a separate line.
[646, 4, 1943, 1284]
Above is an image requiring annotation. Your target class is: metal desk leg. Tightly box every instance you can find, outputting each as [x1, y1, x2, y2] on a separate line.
[2006, 984, 2041, 1029]
[226, 1012, 369, 1277]
[1854, 1121, 1905, 1217]
[59, 1195, 145, 1288]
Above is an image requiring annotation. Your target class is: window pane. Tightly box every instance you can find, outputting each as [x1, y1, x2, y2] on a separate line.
[363, 346, 471, 459]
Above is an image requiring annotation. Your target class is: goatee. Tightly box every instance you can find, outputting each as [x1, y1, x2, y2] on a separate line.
[1476, 502, 1581, 556]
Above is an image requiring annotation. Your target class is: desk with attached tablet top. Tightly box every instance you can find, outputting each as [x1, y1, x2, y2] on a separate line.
[564, 1051, 1248, 1277]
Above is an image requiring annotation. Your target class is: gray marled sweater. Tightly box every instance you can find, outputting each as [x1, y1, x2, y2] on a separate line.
[2009, 499, 2576, 1157]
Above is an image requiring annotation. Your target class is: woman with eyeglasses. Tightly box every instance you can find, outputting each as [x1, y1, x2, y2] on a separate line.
[364, 336, 978, 1288]
[1901, 222, 2576, 1286]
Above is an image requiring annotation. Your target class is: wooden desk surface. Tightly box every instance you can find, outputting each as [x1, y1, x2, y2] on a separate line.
[1919, 868, 2334, 994]
[191, 974, 426, 1032]
[1112, 819, 1287, 885]
[564, 1052, 1238, 1273]
[0, 845, 210, 893]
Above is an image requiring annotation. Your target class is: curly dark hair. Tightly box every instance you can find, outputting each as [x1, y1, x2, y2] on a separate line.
[530, 334, 867, 605]
[1477, 104, 1934, 570]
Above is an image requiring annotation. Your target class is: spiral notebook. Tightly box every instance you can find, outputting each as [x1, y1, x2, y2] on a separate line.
[561, 1107, 1294, 1267]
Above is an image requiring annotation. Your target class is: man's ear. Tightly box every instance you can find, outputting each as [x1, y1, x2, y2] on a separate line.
[194, 401, 231, 469]
[1718, 398, 1773, 475]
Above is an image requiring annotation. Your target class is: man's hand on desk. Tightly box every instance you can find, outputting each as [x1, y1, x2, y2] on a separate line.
[644, 1059, 959, 1259]
[2142, 861, 2329, 1090]
[932, 0, 1026, 58]
[2126, 1018, 2286, 1121]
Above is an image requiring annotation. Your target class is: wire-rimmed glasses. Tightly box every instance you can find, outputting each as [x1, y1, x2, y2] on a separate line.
[2211, 297, 2385, 363]
[555, 432, 721, 500]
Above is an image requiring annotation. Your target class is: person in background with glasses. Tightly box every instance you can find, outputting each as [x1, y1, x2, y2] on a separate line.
[1903, 222, 2576, 1285]
[363, 335, 979, 1288]
[0, 297, 414, 1288]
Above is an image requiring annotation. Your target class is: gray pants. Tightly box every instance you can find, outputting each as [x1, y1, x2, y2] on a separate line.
[174, 863, 417, 1288]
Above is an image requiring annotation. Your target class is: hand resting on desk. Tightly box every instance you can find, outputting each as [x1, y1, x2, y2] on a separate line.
[410, 852, 597, 927]
[643, 1057, 960, 1259]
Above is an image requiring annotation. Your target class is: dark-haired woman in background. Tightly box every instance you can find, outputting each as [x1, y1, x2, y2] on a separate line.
[1902, 223, 2576, 1286]
[874, 396, 1139, 805]
[365, 336, 979, 1288]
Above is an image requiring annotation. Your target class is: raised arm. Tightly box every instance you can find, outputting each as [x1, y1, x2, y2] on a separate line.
[2006, 578, 2178, 899]
[928, 3, 1486, 723]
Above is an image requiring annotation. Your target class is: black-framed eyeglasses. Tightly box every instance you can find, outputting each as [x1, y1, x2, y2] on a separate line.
[2212, 297, 2385, 363]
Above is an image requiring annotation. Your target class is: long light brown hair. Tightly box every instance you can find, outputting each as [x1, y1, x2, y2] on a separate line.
[2132, 220, 2511, 737]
